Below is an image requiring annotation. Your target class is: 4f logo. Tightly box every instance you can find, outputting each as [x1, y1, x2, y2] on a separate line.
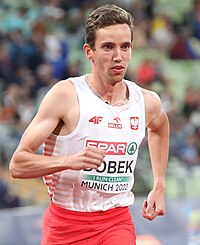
[130, 117, 139, 130]
[89, 116, 103, 124]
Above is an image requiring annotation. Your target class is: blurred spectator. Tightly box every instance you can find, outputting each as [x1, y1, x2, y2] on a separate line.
[0, 170, 21, 208]
[35, 63, 58, 101]
[195, 126, 200, 160]
[192, 0, 200, 40]
[0, 36, 14, 84]
[150, 13, 175, 49]
[160, 89, 177, 116]
[169, 28, 200, 59]
[184, 0, 200, 41]
[135, 58, 157, 86]
[190, 101, 200, 127]
[135, 58, 167, 88]
[178, 133, 199, 167]
[182, 87, 200, 119]
[44, 32, 69, 80]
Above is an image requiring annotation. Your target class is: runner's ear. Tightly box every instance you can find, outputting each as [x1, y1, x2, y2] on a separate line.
[83, 44, 93, 60]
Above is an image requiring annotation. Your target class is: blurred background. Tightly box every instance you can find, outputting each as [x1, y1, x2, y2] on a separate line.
[0, 0, 200, 244]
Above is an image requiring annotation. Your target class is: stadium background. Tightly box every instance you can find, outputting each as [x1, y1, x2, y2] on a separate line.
[0, 0, 200, 244]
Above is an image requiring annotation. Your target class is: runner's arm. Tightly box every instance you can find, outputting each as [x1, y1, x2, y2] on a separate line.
[142, 89, 170, 220]
[9, 81, 105, 179]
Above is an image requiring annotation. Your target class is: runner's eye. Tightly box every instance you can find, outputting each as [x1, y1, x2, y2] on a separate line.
[102, 44, 113, 51]
[121, 44, 131, 51]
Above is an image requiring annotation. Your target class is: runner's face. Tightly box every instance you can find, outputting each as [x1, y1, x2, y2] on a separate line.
[92, 24, 132, 83]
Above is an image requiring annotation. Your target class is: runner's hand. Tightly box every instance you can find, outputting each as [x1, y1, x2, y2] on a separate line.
[141, 189, 165, 221]
[65, 146, 105, 171]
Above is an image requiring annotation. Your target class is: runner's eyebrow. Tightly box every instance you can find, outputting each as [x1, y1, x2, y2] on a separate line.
[100, 42, 132, 46]
[101, 42, 114, 46]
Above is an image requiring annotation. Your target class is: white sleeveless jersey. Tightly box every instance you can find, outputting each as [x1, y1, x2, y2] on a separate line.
[43, 75, 146, 211]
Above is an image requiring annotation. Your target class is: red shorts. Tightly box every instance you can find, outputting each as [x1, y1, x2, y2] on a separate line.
[41, 202, 136, 245]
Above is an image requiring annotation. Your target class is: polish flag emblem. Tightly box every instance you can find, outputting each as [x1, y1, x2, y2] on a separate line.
[130, 117, 139, 130]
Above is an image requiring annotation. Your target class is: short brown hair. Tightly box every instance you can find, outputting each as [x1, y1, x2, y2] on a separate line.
[85, 4, 134, 50]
